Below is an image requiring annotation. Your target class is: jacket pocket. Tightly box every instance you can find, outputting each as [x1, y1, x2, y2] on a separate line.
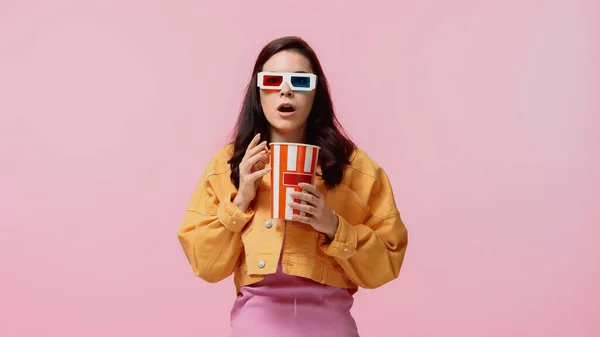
[285, 221, 319, 255]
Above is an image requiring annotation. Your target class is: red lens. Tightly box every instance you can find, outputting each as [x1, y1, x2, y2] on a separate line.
[262, 75, 283, 87]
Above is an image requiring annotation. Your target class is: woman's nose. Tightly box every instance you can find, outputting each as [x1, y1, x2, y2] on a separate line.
[279, 84, 293, 97]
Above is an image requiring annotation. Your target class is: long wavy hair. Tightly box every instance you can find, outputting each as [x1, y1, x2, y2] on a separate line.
[227, 36, 356, 189]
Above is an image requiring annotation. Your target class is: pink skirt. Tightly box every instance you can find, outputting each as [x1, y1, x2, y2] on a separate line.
[230, 263, 359, 337]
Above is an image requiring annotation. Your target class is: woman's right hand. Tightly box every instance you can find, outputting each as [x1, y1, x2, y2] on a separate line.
[233, 133, 270, 212]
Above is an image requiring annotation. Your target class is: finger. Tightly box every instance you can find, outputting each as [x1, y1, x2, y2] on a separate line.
[252, 158, 267, 171]
[256, 154, 269, 166]
[253, 161, 266, 171]
[245, 140, 268, 160]
[248, 166, 271, 181]
[248, 149, 268, 167]
[287, 202, 316, 216]
[242, 150, 267, 173]
[292, 214, 314, 225]
[289, 191, 319, 206]
[245, 134, 262, 154]
[298, 183, 322, 198]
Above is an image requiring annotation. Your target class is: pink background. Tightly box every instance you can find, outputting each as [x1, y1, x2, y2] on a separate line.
[1, 1, 599, 336]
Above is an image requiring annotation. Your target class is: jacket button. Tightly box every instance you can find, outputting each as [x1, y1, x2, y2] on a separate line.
[257, 260, 265, 268]
[265, 220, 273, 228]
[343, 247, 349, 252]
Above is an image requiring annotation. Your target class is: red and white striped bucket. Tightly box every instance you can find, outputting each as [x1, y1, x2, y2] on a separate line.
[269, 142, 320, 220]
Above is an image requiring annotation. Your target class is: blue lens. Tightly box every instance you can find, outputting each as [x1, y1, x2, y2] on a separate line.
[290, 75, 311, 88]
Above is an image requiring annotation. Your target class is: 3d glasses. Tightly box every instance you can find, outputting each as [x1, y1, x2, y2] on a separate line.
[257, 72, 317, 91]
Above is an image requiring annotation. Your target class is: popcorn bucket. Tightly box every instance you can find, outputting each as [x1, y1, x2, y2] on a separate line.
[269, 142, 320, 220]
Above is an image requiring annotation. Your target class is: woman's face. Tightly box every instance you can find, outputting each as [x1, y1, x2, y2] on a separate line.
[259, 50, 316, 141]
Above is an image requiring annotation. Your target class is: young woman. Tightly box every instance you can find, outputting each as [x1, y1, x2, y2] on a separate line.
[177, 36, 408, 336]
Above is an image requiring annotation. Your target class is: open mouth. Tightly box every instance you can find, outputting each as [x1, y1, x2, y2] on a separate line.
[277, 103, 296, 113]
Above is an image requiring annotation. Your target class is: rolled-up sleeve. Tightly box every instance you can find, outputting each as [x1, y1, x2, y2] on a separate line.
[217, 191, 255, 232]
[321, 167, 409, 289]
[177, 160, 254, 283]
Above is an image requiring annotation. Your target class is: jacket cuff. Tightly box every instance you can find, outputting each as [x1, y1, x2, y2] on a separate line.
[321, 213, 358, 260]
[217, 191, 254, 232]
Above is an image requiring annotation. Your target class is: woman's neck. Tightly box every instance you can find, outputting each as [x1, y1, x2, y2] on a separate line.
[269, 127, 307, 144]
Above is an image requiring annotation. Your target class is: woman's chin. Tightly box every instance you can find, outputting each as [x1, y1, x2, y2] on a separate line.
[270, 123, 306, 137]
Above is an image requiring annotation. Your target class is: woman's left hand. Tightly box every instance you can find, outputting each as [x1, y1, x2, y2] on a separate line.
[288, 182, 339, 240]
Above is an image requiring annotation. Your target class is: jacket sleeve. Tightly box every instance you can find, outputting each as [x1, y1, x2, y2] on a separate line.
[177, 161, 255, 283]
[320, 167, 409, 289]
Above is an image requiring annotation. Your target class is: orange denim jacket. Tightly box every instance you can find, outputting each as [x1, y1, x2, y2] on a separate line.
[177, 144, 408, 295]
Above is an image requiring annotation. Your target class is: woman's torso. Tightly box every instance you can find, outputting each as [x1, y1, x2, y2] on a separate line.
[232, 156, 373, 294]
